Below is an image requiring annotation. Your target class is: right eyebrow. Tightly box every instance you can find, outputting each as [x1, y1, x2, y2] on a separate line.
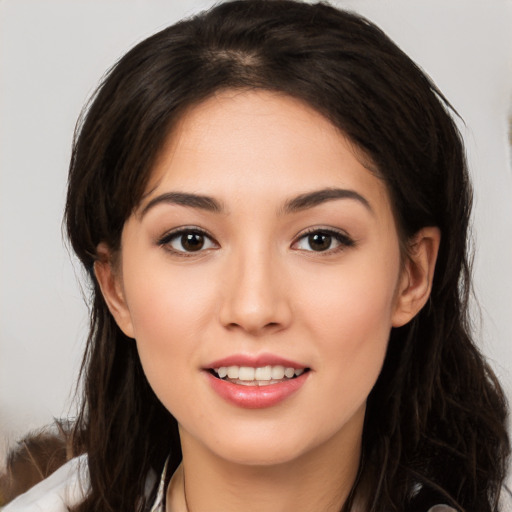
[139, 192, 224, 218]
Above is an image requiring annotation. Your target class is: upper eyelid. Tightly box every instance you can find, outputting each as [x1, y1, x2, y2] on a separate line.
[157, 227, 219, 252]
[156, 226, 354, 249]
[292, 227, 355, 251]
[157, 227, 219, 258]
[158, 226, 215, 241]
[293, 226, 353, 241]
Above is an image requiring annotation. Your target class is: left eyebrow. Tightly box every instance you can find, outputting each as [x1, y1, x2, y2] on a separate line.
[281, 188, 373, 215]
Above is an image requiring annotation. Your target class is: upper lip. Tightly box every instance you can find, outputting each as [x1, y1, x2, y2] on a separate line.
[206, 353, 307, 369]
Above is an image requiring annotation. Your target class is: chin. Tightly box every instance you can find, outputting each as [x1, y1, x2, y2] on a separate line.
[214, 442, 307, 467]
[200, 423, 329, 468]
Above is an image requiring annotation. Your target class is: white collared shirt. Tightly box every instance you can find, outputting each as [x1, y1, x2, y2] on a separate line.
[1, 455, 480, 512]
[0, 455, 180, 512]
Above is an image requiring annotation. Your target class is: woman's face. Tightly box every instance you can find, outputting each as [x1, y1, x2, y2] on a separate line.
[100, 90, 425, 467]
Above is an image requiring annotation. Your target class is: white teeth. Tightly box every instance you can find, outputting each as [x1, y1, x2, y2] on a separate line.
[271, 365, 285, 379]
[213, 364, 306, 383]
[228, 379, 285, 386]
[238, 366, 255, 381]
[284, 367, 295, 378]
[255, 366, 272, 380]
[227, 366, 238, 379]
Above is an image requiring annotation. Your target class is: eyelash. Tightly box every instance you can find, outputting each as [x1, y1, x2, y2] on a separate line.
[292, 227, 355, 254]
[157, 227, 218, 257]
[157, 227, 355, 257]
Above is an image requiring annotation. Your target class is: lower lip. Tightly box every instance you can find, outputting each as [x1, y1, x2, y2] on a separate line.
[205, 371, 309, 409]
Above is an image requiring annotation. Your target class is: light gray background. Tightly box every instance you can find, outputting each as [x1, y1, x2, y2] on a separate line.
[1, 0, 511, 477]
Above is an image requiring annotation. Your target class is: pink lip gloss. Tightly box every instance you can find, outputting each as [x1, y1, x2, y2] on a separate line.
[204, 353, 310, 409]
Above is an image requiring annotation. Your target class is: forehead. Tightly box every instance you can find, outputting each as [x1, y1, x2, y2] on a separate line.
[144, 89, 391, 216]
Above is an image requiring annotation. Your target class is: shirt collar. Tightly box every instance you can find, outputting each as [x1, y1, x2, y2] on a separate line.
[150, 459, 186, 512]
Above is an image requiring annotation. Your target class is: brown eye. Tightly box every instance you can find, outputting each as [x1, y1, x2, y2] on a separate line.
[308, 233, 332, 251]
[159, 228, 217, 254]
[181, 233, 205, 251]
[294, 229, 355, 253]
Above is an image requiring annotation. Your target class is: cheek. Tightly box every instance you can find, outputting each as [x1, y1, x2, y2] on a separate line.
[305, 257, 398, 335]
[121, 258, 216, 393]
[315, 286, 393, 381]
[298, 250, 400, 389]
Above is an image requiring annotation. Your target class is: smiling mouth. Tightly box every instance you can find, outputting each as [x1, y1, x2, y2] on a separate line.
[209, 365, 310, 386]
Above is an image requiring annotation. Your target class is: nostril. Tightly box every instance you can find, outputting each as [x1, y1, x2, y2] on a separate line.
[224, 320, 283, 334]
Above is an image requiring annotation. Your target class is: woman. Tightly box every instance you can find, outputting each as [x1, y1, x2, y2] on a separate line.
[1, 1, 509, 511]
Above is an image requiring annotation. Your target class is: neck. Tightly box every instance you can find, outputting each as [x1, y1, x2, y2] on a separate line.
[176, 413, 364, 512]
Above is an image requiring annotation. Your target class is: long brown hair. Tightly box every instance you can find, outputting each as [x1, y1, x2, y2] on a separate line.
[61, 1, 509, 511]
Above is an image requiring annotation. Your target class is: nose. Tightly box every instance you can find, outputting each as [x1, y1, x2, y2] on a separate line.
[219, 245, 292, 336]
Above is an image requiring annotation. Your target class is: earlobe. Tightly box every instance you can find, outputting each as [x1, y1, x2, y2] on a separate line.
[94, 243, 135, 338]
[392, 227, 441, 328]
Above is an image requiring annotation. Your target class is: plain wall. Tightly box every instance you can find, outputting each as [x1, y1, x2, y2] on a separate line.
[1, 0, 511, 475]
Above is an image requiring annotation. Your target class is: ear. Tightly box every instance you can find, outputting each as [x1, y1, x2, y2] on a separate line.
[94, 243, 135, 338]
[392, 227, 441, 327]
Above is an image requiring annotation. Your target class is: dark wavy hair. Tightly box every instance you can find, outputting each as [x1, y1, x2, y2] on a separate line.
[61, 1, 510, 511]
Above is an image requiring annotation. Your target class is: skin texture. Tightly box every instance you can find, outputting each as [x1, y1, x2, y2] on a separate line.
[95, 90, 440, 512]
